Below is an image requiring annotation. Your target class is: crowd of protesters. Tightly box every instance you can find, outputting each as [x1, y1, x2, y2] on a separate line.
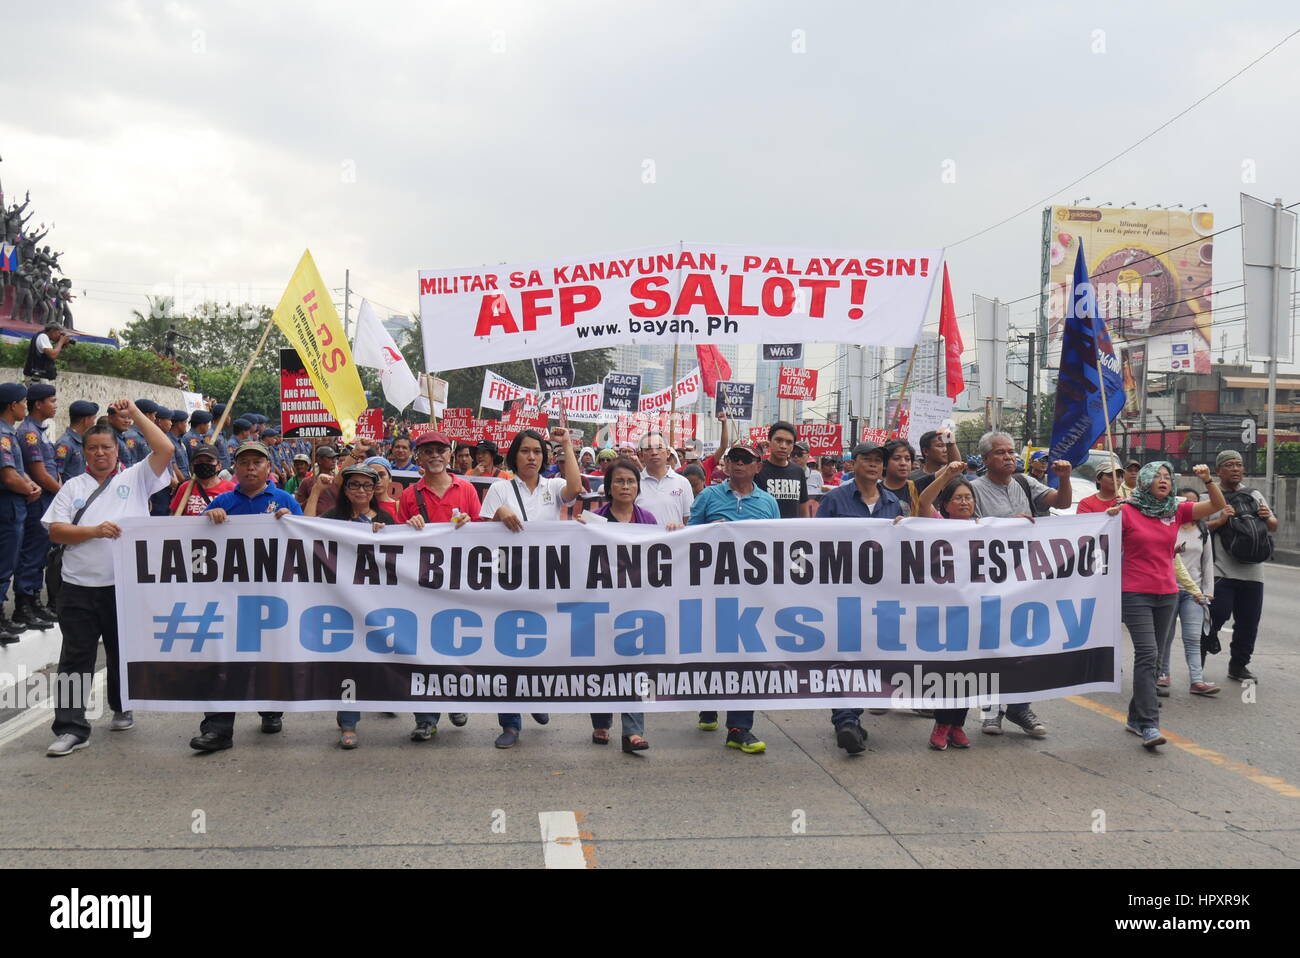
[14, 389, 1279, 760]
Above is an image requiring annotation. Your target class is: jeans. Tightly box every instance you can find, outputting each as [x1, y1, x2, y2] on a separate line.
[1209, 577, 1264, 671]
[590, 713, 646, 736]
[1158, 591, 1205, 683]
[338, 711, 439, 729]
[51, 584, 121, 741]
[497, 713, 549, 730]
[934, 708, 968, 725]
[1121, 591, 1177, 731]
[16, 491, 52, 595]
[697, 709, 753, 730]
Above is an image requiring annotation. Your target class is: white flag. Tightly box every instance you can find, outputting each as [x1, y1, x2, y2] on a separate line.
[351, 299, 420, 411]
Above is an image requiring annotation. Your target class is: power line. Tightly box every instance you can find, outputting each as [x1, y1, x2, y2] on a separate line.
[945, 26, 1300, 249]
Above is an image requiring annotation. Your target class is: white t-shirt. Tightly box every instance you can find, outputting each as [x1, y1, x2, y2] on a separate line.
[480, 476, 574, 522]
[637, 469, 694, 526]
[42, 459, 169, 587]
[806, 468, 824, 495]
[35, 332, 52, 353]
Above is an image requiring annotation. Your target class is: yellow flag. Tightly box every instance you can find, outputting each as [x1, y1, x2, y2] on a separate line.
[272, 250, 367, 441]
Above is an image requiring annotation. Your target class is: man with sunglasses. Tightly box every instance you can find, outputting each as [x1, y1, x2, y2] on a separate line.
[636, 430, 693, 526]
[396, 431, 481, 526]
[687, 439, 779, 754]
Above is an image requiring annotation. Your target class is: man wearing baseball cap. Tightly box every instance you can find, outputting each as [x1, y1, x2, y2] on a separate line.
[397, 431, 482, 525]
[0, 382, 43, 640]
[687, 437, 779, 754]
[1027, 450, 1049, 482]
[190, 439, 302, 752]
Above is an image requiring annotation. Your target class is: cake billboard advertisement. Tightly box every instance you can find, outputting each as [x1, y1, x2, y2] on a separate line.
[1040, 206, 1214, 371]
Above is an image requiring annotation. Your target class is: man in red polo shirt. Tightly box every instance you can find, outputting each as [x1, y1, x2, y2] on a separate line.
[396, 431, 482, 525]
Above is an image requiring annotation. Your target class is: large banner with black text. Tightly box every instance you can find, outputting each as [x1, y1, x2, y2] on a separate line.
[113, 515, 1121, 712]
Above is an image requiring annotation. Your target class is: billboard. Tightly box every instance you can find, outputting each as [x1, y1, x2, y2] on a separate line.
[1041, 206, 1214, 371]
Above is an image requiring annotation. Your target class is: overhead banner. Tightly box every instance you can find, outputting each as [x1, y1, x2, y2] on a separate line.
[763, 343, 803, 362]
[280, 348, 342, 438]
[420, 243, 943, 370]
[715, 381, 755, 420]
[113, 515, 1122, 712]
[778, 366, 818, 400]
[637, 366, 702, 413]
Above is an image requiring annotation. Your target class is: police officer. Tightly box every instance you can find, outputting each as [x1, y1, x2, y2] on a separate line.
[0, 382, 43, 641]
[168, 409, 191, 485]
[262, 425, 287, 482]
[54, 400, 99, 481]
[105, 401, 138, 465]
[210, 403, 232, 470]
[15, 383, 60, 628]
[183, 408, 213, 461]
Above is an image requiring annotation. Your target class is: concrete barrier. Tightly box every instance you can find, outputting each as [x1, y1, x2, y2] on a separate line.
[0, 367, 186, 436]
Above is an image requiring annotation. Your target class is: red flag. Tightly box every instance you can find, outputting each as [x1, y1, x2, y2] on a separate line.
[938, 263, 965, 401]
[695, 344, 732, 397]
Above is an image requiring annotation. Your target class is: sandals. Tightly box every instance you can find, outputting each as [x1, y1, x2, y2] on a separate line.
[622, 734, 650, 753]
[591, 729, 610, 745]
[339, 729, 358, 749]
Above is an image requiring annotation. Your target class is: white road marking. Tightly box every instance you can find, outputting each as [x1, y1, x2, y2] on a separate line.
[0, 668, 104, 751]
[538, 810, 588, 869]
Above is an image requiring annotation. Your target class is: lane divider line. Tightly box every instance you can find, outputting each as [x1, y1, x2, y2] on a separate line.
[538, 810, 593, 868]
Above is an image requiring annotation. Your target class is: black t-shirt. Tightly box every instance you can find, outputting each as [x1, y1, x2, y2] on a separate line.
[913, 471, 938, 494]
[757, 461, 808, 519]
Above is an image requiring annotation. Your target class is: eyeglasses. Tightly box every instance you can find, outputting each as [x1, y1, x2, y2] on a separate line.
[417, 446, 448, 456]
[345, 482, 375, 491]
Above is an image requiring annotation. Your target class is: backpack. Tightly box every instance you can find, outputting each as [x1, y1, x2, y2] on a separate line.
[1216, 488, 1274, 564]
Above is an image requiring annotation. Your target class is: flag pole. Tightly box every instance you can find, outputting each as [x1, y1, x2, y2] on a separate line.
[171, 313, 276, 515]
[668, 342, 680, 448]
[890, 342, 920, 434]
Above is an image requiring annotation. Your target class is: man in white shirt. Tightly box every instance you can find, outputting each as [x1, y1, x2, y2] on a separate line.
[635, 431, 693, 526]
[42, 400, 174, 756]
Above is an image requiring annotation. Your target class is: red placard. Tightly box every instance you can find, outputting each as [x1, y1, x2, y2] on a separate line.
[610, 411, 697, 447]
[748, 427, 767, 444]
[777, 366, 818, 400]
[860, 427, 892, 444]
[798, 424, 842, 457]
[355, 408, 383, 442]
[280, 348, 341, 438]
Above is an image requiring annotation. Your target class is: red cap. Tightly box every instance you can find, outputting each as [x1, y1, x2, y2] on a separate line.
[414, 431, 452, 448]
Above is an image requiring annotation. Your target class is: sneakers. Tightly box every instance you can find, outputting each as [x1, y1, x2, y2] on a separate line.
[725, 728, 766, 753]
[109, 710, 134, 731]
[835, 722, 867, 754]
[494, 728, 520, 749]
[1125, 723, 1143, 737]
[1227, 666, 1258, 683]
[929, 723, 950, 750]
[698, 711, 719, 731]
[46, 734, 89, 757]
[410, 721, 436, 742]
[1005, 708, 1047, 738]
[981, 713, 1004, 735]
[947, 725, 971, 749]
[1156, 674, 1171, 697]
[449, 713, 469, 727]
[1141, 727, 1166, 750]
[1189, 681, 1221, 696]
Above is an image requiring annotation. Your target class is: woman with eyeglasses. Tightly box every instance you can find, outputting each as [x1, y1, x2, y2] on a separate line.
[325, 464, 435, 749]
[581, 457, 664, 752]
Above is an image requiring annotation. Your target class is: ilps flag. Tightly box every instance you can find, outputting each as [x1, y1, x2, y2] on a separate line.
[352, 299, 420, 411]
[1049, 243, 1125, 485]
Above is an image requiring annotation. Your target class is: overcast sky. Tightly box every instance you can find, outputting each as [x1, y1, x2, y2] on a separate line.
[6, 0, 1298, 369]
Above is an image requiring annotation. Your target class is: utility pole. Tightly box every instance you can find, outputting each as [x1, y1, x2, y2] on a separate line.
[1025, 330, 1036, 447]
[1266, 197, 1283, 506]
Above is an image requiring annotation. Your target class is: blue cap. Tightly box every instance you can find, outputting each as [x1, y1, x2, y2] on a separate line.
[155, 407, 174, 420]
[211, 403, 226, 417]
[232, 418, 252, 432]
[190, 410, 213, 425]
[261, 426, 280, 437]
[170, 409, 188, 423]
[134, 398, 159, 415]
[69, 400, 99, 418]
[0, 382, 28, 404]
[26, 383, 56, 402]
[247, 413, 267, 424]
[965, 455, 982, 468]
[1030, 450, 1048, 461]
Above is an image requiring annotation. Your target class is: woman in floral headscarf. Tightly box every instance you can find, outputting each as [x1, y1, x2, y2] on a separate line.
[1106, 461, 1226, 750]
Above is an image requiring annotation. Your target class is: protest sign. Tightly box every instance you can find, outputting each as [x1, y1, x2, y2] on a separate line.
[280, 348, 342, 438]
[480, 370, 538, 411]
[763, 343, 804, 362]
[907, 392, 955, 438]
[544, 383, 605, 423]
[637, 367, 702, 413]
[606, 411, 697, 447]
[354, 408, 383, 443]
[114, 514, 1122, 712]
[532, 354, 576, 391]
[601, 372, 642, 414]
[778, 366, 818, 400]
[748, 427, 768, 444]
[798, 424, 842, 456]
[715, 381, 755, 420]
[420, 243, 943, 370]
[860, 427, 892, 444]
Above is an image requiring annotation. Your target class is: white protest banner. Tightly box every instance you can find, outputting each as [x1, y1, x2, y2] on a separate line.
[113, 515, 1120, 713]
[480, 369, 539, 411]
[907, 392, 955, 438]
[420, 242, 944, 370]
[637, 366, 702, 413]
[778, 366, 818, 400]
[543, 383, 605, 423]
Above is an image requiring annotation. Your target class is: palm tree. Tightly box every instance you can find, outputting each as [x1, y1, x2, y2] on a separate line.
[124, 295, 179, 353]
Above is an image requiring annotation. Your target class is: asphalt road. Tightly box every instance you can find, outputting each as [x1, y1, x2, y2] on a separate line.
[1, 565, 1296, 869]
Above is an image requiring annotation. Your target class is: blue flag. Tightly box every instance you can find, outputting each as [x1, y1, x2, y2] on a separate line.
[1048, 242, 1125, 484]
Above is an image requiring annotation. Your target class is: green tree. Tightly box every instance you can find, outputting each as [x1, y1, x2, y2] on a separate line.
[116, 295, 182, 354]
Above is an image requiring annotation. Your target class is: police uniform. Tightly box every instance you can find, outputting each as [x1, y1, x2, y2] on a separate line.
[16, 393, 58, 611]
[0, 382, 35, 635]
[168, 410, 191, 481]
[211, 404, 232, 470]
[182, 410, 214, 468]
